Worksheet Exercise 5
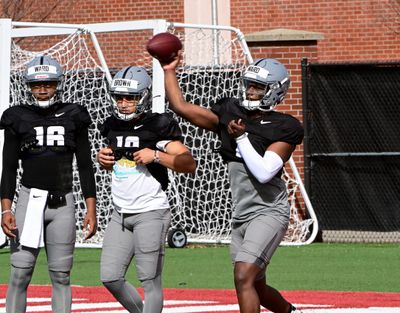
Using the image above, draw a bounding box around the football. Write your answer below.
[146,32,182,63]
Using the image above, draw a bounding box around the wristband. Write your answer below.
[1,209,12,215]
[153,150,160,163]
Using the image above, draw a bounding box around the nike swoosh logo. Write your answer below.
[55,112,65,117]
[260,120,272,124]
[33,195,42,198]
[134,125,143,130]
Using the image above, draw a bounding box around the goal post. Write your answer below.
[0,18,318,247]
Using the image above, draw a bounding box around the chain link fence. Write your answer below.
[302,59,400,243]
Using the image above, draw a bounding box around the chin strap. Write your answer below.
[241,99,275,112]
[116,111,138,121]
[34,95,57,108]
[36,100,52,108]
[241,99,261,111]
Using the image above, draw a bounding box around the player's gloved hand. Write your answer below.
[227,119,246,138]
[97,147,115,170]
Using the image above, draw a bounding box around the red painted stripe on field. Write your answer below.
[1,284,399,312]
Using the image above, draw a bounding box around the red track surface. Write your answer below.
[1,285,399,312]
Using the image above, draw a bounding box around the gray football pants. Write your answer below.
[6,186,76,313]
[101,208,171,313]
[230,214,287,281]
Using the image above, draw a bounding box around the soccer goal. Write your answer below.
[0,18,318,247]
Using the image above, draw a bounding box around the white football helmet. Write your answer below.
[110,66,152,121]
[24,55,64,108]
[240,58,290,111]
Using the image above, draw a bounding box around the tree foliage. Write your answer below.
[1,0,74,21]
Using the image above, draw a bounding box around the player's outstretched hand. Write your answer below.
[97,147,115,170]
[227,119,246,138]
[161,50,182,71]
[83,211,97,240]
[1,211,17,238]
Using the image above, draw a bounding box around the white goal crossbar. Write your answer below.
[0,18,318,247]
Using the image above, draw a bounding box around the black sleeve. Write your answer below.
[155,113,183,141]
[0,129,20,200]
[99,119,109,138]
[210,98,226,118]
[75,127,96,199]
[281,117,304,146]
[163,117,183,141]
[0,108,16,133]
[74,105,92,130]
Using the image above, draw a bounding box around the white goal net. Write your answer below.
[167,26,317,245]
[3,20,318,246]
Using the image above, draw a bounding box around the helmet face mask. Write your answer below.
[24,55,64,108]
[240,58,290,112]
[110,66,152,121]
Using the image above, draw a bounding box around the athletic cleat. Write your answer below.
[291,305,303,312]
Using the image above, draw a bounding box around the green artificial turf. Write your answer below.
[1,243,399,292]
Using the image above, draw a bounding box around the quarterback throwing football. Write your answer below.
[163,57,304,313]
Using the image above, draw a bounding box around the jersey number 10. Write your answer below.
[116,136,139,148]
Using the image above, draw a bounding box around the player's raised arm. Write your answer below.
[162,56,219,133]
[163,57,218,131]
[145,33,219,132]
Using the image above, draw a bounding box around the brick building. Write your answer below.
[3,0,399,63]
[2,0,399,171]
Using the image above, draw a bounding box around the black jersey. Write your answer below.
[211,98,304,163]
[100,111,183,190]
[0,102,96,199]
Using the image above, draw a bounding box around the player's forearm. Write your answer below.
[164,69,187,115]
[164,69,219,132]
[84,197,96,215]
[157,150,196,174]
[0,169,17,201]
[1,130,20,200]
[76,129,97,198]
[1,199,13,212]
[236,134,283,183]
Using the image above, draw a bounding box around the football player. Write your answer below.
[0,55,97,313]
[163,57,304,313]
[96,66,196,313]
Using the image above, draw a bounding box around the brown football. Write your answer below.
[146,32,182,63]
